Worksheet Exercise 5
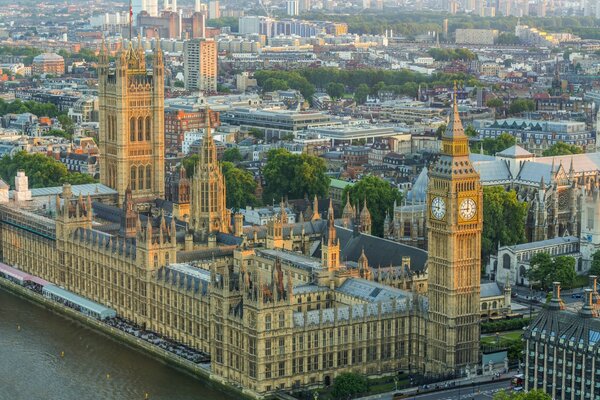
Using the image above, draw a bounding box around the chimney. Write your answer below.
[548,282,565,310]
[580,289,596,318]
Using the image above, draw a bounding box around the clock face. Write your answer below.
[431,197,446,220]
[460,198,477,220]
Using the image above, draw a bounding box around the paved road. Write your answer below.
[363,381,512,400]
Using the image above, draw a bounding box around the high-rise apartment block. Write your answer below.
[184,38,217,93]
[208,0,220,19]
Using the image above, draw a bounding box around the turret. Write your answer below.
[120,185,138,238]
[359,199,372,235]
[311,195,321,220]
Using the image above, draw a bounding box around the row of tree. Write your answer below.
[0,151,96,188]
[254,68,478,105]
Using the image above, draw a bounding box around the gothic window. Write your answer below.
[138,117,144,141]
[146,165,151,190]
[130,117,135,142]
[265,314,272,331]
[138,166,144,190]
[492,301,497,309]
[279,312,285,328]
[165,253,169,266]
[145,116,151,141]
[503,253,511,270]
[153,254,158,269]
[130,166,137,190]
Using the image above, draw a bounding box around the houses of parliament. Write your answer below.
[0,44,482,398]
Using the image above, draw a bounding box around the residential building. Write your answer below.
[32,53,65,76]
[184,39,218,93]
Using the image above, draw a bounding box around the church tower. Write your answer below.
[426,85,482,376]
[190,107,231,234]
[98,38,165,206]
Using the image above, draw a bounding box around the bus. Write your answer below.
[511,374,524,390]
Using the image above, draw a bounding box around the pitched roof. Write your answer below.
[496,145,533,158]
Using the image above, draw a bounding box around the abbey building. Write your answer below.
[0,50,483,399]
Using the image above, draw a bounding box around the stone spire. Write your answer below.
[311,195,321,220]
[441,82,469,157]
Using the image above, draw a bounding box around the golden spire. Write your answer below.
[441,81,469,157]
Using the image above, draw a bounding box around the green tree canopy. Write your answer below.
[247,128,265,140]
[354,83,370,105]
[494,389,551,400]
[482,187,527,262]
[435,123,447,139]
[342,175,403,237]
[331,372,369,400]
[527,253,577,290]
[43,128,72,140]
[542,142,583,157]
[262,149,329,203]
[223,147,243,163]
[326,82,345,99]
[475,133,516,155]
[0,151,96,188]
[508,98,535,115]
[590,250,600,276]
[183,154,198,178]
[486,98,504,108]
[221,161,257,210]
[465,126,478,137]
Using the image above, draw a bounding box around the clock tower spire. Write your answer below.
[426,83,482,376]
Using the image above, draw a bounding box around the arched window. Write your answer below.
[492,301,497,309]
[279,312,285,328]
[482,302,487,310]
[165,253,170,266]
[145,116,151,141]
[265,314,272,331]
[130,117,135,142]
[502,253,511,270]
[130,166,137,190]
[146,165,151,190]
[138,166,144,190]
[153,254,158,269]
[138,117,144,141]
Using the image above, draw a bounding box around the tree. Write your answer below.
[542,142,583,157]
[326,82,345,99]
[223,147,243,163]
[486,98,504,108]
[0,151,96,188]
[476,133,516,155]
[495,33,521,45]
[183,154,198,178]
[435,124,447,139]
[590,250,600,276]
[482,187,527,262]
[527,253,577,290]
[508,98,535,115]
[57,114,75,136]
[331,372,369,400]
[343,175,403,237]
[173,80,185,88]
[354,83,370,105]
[262,78,289,92]
[465,126,478,137]
[494,389,551,400]
[247,128,264,140]
[221,161,257,210]
[43,128,72,140]
[262,149,329,203]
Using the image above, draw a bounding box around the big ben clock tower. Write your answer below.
[426,85,482,376]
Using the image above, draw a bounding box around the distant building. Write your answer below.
[208,0,220,19]
[455,29,499,45]
[32,53,64,76]
[164,108,219,152]
[286,0,299,15]
[184,39,217,93]
[473,118,595,155]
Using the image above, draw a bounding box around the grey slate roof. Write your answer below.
[480,282,502,298]
[336,278,410,302]
[336,227,428,272]
[511,235,578,252]
[496,145,533,158]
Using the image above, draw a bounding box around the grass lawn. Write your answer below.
[481,330,523,346]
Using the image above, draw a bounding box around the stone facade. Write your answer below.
[98,39,165,205]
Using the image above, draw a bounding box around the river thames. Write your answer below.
[0,287,234,400]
